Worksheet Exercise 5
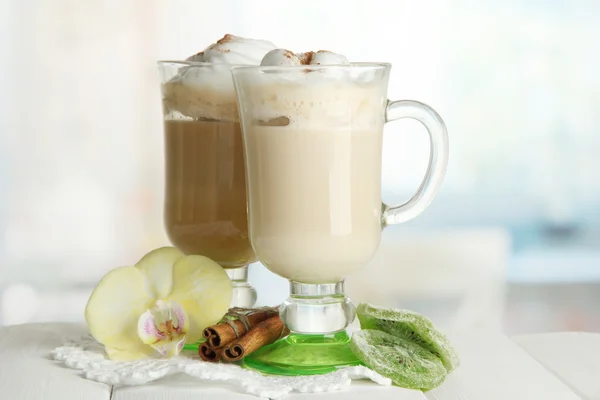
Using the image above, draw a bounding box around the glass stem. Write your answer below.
[226,265,257,308]
[280,281,356,334]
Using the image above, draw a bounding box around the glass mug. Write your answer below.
[157,61,258,309]
[232,63,449,375]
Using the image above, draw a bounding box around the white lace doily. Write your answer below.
[51,335,391,399]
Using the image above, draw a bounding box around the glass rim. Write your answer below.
[157,60,248,67]
[157,61,391,70]
[232,62,391,73]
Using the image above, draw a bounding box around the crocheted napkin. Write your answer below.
[50,335,391,399]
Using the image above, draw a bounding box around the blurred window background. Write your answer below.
[0,0,599,332]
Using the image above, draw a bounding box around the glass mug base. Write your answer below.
[244,281,360,375]
[243,331,362,376]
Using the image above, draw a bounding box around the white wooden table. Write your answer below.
[1,323,598,400]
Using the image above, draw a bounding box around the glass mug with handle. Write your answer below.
[231,63,448,375]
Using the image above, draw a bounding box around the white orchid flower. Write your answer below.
[85,247,232,360]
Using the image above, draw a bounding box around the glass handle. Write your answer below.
[383,100,449,225]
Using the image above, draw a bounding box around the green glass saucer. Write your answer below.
[242,331,362,376]
[183,337,205,351]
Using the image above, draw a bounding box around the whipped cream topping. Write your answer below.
[162,34,277,121]
[260,49,302,66]
[187,34,277,65]
[261,49,350,66]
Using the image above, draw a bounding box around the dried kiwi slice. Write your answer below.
[350,329,447,390]
[356,303,459,372]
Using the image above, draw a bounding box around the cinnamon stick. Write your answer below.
[199,342,224,362]
[222,315,289,362]
[202,308,278,348]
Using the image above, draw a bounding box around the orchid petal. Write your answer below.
[135,246,183,299]
[85,266,155,360]
[168,255,232,343]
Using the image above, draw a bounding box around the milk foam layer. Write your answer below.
[162,64,239,122]
[237,74,387,128]
[162,34,277,122]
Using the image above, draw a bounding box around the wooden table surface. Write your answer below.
[1,323,598,400]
